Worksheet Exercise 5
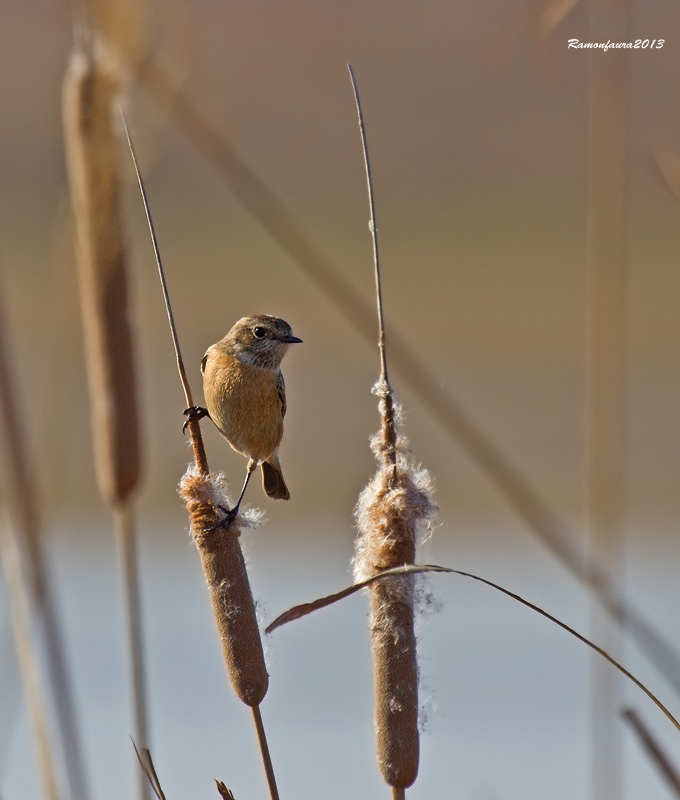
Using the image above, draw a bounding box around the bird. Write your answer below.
[184,315,302,524]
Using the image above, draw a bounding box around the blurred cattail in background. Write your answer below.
[62,1,148,796]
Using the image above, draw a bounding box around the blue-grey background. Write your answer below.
[1,1,680,798]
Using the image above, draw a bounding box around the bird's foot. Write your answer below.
[203,504,238,532]
[183,406,210,434]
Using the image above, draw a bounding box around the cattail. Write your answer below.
[63,49,140,505]
[354,382,437,790]
[63,19,148,798]
[179,465,268,706]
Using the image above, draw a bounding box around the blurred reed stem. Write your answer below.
[622,709,680,797]
[0,285,87,800]
[114,503,149,769]
[123,119,279,800]
[62,11,148,792]
[585,2,628,798]
[135,59,680,695]
[0,517,60,800]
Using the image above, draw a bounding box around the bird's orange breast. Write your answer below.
[203,348,284,462]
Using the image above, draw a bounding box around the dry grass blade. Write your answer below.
[132,740,167,800]
[265,563,680,734]
[123,118,279,800]
[622,708,680,796]
[136,60,680,695]
[216,780,237,800]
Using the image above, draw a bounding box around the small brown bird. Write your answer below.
[185,315,301,521]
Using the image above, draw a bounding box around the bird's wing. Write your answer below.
[277,371,287,420]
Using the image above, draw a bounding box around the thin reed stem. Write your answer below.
[622,709,680,796]
[251,706,280,800]
[121,113,209,475]
[114,503,150,800]
[347,64,388,387]
[0,515,60,800]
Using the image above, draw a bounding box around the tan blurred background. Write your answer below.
[2,1,680,799]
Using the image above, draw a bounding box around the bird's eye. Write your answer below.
[253,326,266,339]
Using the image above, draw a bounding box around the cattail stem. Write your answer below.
[347,64,389,388]
[393,788,406,800]
[114,503,150,800]
[120,114,210,478]
[252,705,280,800]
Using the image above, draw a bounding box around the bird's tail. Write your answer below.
[261,455,290,500]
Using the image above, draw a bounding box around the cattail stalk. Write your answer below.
[62,22,148,797]
[123,120,279,800]
[349,66,436,792]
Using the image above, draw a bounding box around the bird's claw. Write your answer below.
[203,504,238,532]
[183,406,210,434]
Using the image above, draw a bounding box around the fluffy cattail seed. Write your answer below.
[354,383,437,789]
[179,465,268,706]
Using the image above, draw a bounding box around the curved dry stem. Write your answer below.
[266,563,680,735]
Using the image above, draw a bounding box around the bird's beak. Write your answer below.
[280,334,303,344]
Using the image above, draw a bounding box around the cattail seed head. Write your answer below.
[63,50,141,506]
[354,382,437,788]
[179,465,268,706]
